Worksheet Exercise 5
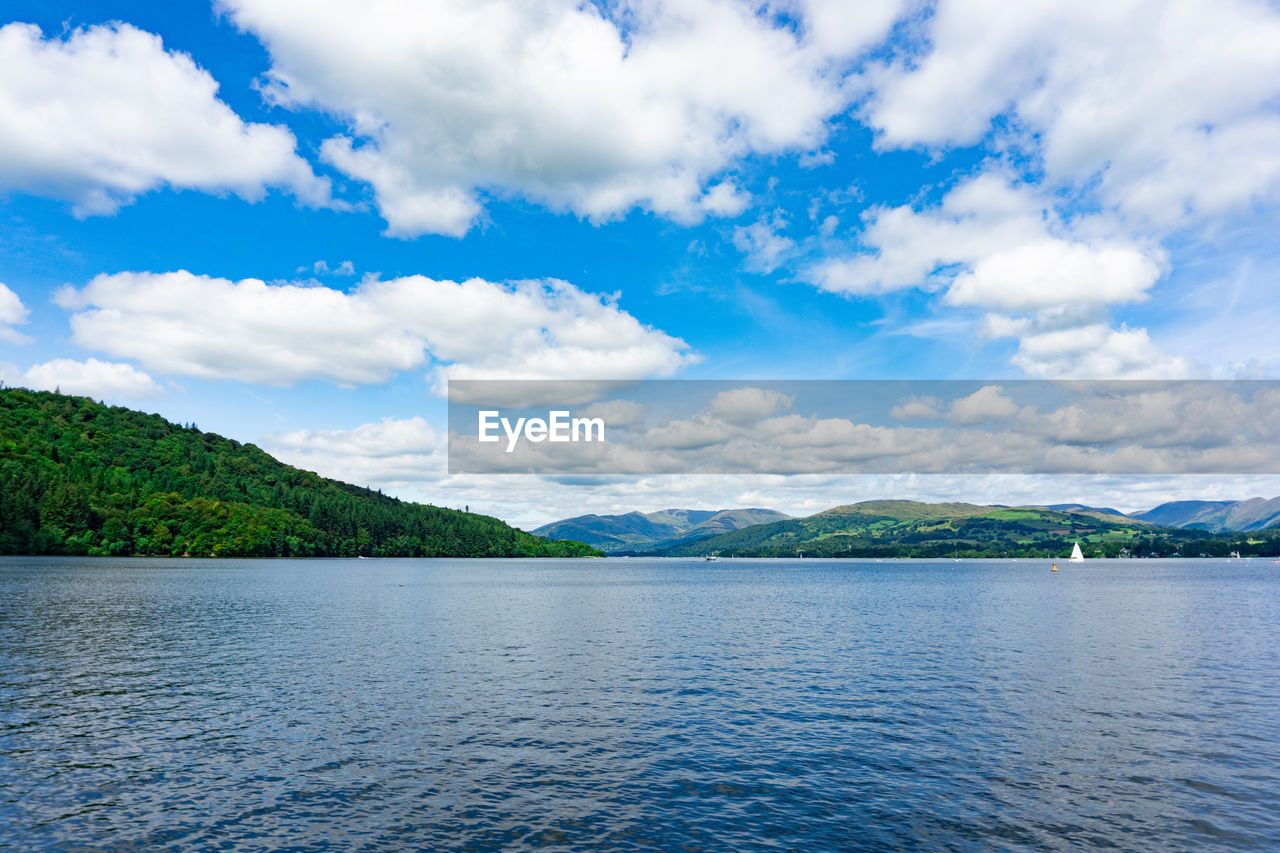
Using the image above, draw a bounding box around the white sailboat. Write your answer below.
[1069,541,1085,562]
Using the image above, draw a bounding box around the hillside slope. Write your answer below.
[0,388,598,558]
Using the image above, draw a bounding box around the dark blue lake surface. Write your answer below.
[2,557,1278,851]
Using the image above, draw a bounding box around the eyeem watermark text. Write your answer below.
[452,379,1280,475]
[478,410,605,453]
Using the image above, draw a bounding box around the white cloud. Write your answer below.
[219,0,906,236]
[0,283,30,344]
[1027,384,1278,447]
[56,270,696,388]
[790,0,908,59]
[300,260,357,277]
[805,174,1163,308]
[0,22,330,215]
[577,399,648,432]
[946,385,1019,424]
[945,240,1160,313]
[21,357,161,399]
[732,212,796,273]
[267,416,446,488]
[866,0,1280,224]
[1011,324,1192,379]
[802,173,1185,377]
[798,150,835,169]
[980,314,1032,340]
[889,396,942,420]
[708,387,793,424]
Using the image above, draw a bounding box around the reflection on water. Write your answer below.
[2,557,1278,850]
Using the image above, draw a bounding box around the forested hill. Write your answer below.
[0,388,599,558]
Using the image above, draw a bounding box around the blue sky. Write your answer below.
[3,0,1280,525]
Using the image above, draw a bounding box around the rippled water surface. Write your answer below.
[2,557,1278,851]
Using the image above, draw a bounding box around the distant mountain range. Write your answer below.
[536,497,1280,555]
[535,497,1280,559]
[531,507,790,553]
[1027,499,1280,532]
[1130,498,1280,532]
[1027,497,1280,533]
[649,500,1280,559]
[652,500,1157,558]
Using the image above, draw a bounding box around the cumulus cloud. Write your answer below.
[802,173,1185,377]
[1011,324,1193,379]
[0,22,330,215]
[0,283,30,344]
[889,396,943,420]
[577,399,648,432]
[218,0,906,236]
[732,212,797,273]
[266,416,446,488]
[1027,384,1279,447]
[805,174,1163,308]
[945,241,1161,313]
[304,260,356,277]
[865,0,1280,224]
[55,271,696,388]
[21,358,161,400]
[708,387,793,424]
[946,385,1020,425]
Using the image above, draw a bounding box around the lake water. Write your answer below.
[2,557,1278,851]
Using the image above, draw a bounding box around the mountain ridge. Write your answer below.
[1131,497,1280,532]
[532,507,790,553]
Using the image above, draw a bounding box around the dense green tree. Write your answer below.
[0,389,599,558]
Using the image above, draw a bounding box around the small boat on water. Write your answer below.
[1069,542,1085,562]
[704,555,719,562]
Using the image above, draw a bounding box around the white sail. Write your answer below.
[1070,542,1085,561]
